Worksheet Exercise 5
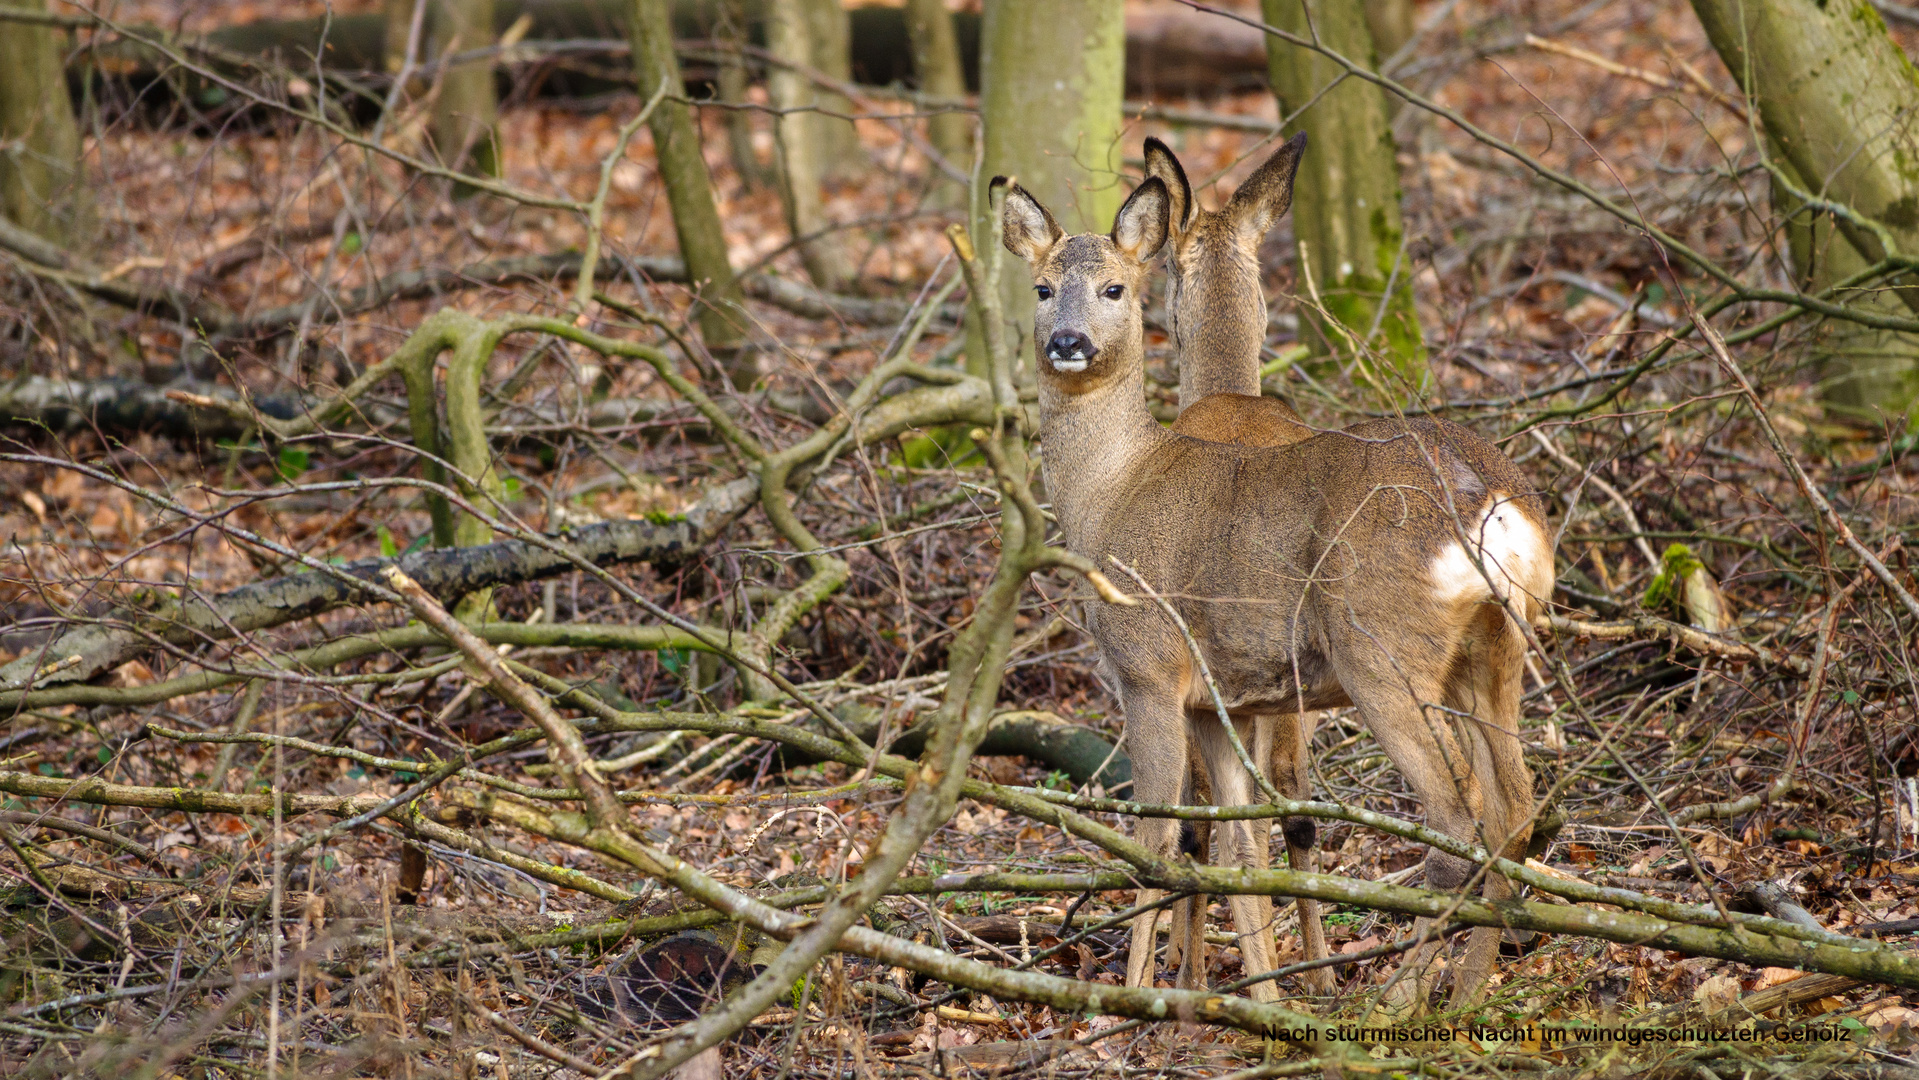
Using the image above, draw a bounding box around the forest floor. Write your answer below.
[2,1,1918,1077]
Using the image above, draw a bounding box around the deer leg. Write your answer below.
[1192,709,1278,1002]
[1444,612,1538,1009]
[1344,675,1485,1017]
[1121,684,1190,991]
[1273,711,1332,994]
[1171,818,1210,990]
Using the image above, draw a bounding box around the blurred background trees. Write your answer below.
[2,0,1917,425]
[0,0,85,243]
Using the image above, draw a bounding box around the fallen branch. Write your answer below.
[0,476,756,694]
[0,374,297,441]
[1542,612,1811,674]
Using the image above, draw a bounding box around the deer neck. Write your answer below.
[1037,352,1170,551]
[1172,245,1266,409]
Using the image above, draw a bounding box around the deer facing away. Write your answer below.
[1149,133,1316,449]
[1141,132,1331,993]
[998,171,1552,1007]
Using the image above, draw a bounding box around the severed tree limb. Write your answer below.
[12,702,1919,994]
[1541,612,1811,674]
[0,476,758,695]
[0,620,730,711]
[492,688,1868,952]
[0,374,320,441]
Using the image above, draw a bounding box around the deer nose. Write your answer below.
[1046,330,1097,371]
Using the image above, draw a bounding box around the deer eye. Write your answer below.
[1103,284,1125,300]
[1035,284,1053,301]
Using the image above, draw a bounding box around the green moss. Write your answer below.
[1641,543,1705,613]
[643,510,687,526]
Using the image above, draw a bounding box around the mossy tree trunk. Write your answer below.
[904,0,971,169]
[629,0,757,385]
[1692,0,1919,421]
[766,0,852,291]
[1260,0,1424,392]
[0,0,85,243]
[1775,155,1919,420]
[429,0,502,186]
[972,0,1124,380]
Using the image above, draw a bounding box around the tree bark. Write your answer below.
[801,0,860,180]
[766,0,852,291]
[429,0,503,185]
[713,0,767,188]
[903,0,971,171]
[1260,0,1425,388]
[1693,0,1919,420]
[383,0,423,73]
[0,0,85,242]
[1776,155,1919,420]
[973,0,1124,378]
[1362,0,1414,62]
[628,0,757,384]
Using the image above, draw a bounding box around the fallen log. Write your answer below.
[0,374,285,441]
[62,0,1267,99]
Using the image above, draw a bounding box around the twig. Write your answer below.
[1687,312,1919,623]
[1525,34,1749,121]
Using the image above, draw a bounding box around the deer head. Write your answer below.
[997,175,1170,391]
[1145,133,1307,406]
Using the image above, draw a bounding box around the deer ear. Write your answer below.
[1226,132,1307,244]
[1143,137,1193,233]
[997,179,1063,267]
[1112,176,1171,263]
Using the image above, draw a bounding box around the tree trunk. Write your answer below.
[429,0,502,185]
[801,0,860,181]
[384,0,422,73]
[1260,0,1424,390]
[973,0,1124,379]
[1692,0,1919,420]
[629,0,757,384]
[0,0,85,242]
[1362,0,1415,62]
[714,0,767,188]
[1775,156,1919,421]
[766,0,852,291]
[903,0,971,171]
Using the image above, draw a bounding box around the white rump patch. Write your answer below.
[1428,494,1553,612]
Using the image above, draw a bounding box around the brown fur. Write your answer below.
[999,172,1552,1011]
[1146,135,1329,994]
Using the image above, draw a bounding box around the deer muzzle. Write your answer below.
[1046,330,1098,372]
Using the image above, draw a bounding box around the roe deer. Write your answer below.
[1140,133,1331,994]
[1146,133,1314,449]
[998,173,1552,1009]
